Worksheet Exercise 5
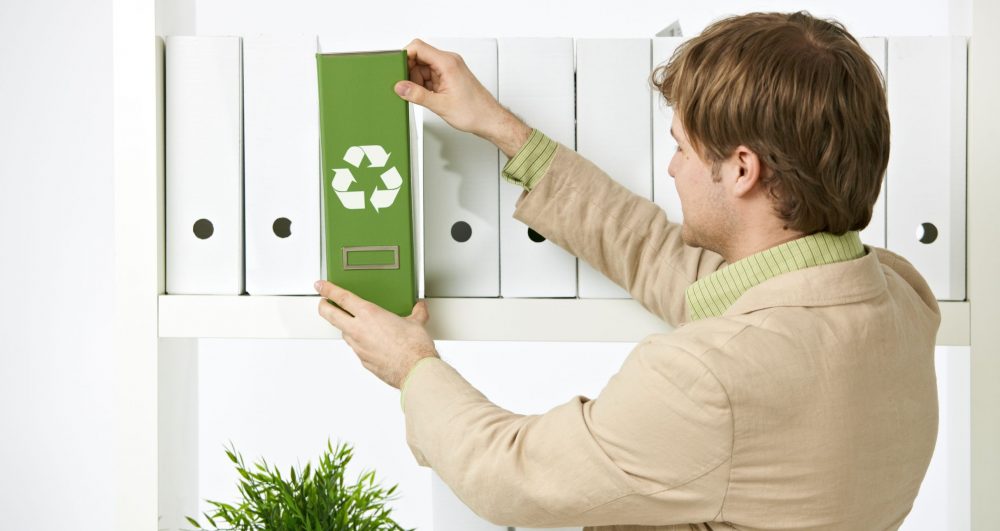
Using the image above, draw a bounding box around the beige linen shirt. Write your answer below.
[401,139,940,530]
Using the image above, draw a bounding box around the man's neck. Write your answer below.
[721,226,807,263]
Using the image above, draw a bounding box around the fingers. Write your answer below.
[400,37,498,138]
[409,62,426,86]
[314,280,368,319]
[404,38,452,68]
[394,80,439,109]
[317,297,353,332]
[409,63,433,91]
[402,38,459,96]
[407,300,430,326]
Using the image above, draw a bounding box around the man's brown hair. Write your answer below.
[651,11,889,234]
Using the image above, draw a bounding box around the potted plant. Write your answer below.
[187,439,410,531]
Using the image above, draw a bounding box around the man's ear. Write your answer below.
[730,145,763,199]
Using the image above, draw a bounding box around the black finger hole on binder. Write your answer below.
[273,217,292,239]
[193,218,214,240]
[527,228,546,243]
[451,221,472,243]
[918,222,938,244]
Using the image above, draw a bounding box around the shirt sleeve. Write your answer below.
[511,141,726,326]
[401,343,733,528]
[501,128,559,191]
[399,356,440,410]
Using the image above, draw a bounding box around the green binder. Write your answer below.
[316,50,416,316]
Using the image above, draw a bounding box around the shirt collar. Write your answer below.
[685,231,866,321]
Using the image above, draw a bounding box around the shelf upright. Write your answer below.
[113,1,200,530]
[968,0,1000,527]
[112,0,158,529]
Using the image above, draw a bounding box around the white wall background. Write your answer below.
[0,0,972,530]
[0,1,114,530]
[190,0,970,41]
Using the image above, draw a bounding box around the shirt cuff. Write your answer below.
[399,356,441,410]
[501,128,558,192]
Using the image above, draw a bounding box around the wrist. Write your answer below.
[482,108,532,158]
[398,353,439,393]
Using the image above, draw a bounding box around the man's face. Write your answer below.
[667,114,734,252]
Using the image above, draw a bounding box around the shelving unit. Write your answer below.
[157,295,973,345]
[112,0,1000,529]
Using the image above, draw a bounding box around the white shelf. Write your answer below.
[158,295,970,345]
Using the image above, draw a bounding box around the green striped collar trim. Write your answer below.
[685,231,865,321]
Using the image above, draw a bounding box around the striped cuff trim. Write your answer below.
[501,129,558,191]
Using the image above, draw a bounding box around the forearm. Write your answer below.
[512,143,725,325]
[401,347,733,527]
[480,107,533,158]
[401,358,634,527]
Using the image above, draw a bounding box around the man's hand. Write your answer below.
[394,38,532,158]
[314,280,438,389]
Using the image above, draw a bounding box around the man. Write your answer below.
[314,11,939,530]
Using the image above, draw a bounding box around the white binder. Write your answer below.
[575,38,652,299]
[497,37,577,298]
[165,36,244,295]
[859,37,888,249]
[422,38,500,297]
[651,37,685,225]
[243,35,320,295]
[886,37,967,300]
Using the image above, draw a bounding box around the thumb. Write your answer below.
[407,300,430,325]
[394,81,438,110]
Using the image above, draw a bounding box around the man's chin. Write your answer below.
[681,224,725,256]
[681,226,721,254]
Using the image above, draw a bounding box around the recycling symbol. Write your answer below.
[331,145,402,213]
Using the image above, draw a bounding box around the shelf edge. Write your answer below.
[158,295,969,346]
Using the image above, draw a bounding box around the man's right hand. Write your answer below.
[394,38,532,158]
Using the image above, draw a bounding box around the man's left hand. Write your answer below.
[314,280,438,389]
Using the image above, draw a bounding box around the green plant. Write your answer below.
[187,440,410,531]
